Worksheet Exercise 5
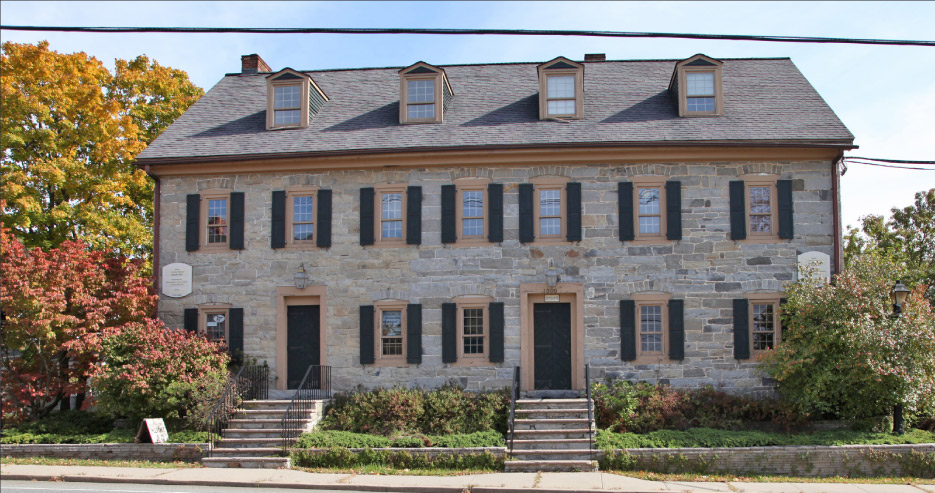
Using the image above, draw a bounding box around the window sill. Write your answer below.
[447,358,492,368]
[284,243,322,251]
[739,236,784,244]
[197,244,233,253]
[528,237,573,246]
[627,237,675,245]
[452,237,494,247]
[369,359,411,368]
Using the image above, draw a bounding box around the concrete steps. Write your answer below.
[202,398,326,469]
[506,397,596,473]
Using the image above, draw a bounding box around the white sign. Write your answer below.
[162,263,193,298]
[138,418,169,443]
[797,251,831,283]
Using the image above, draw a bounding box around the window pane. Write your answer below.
[463,191,483,217]
[275,109,301,125]
[381,311,402,337]
[293,196,314,222]
[641,334,662,352]
[750,215,771,233]
[382,193,402,219]
[686,97,715,112]
[639,216,660,234]
[463,218,483,237]
[382,338,403,355]
[408,103,435,119]
[540,218,561,236]
[207,199,227,244]
[639,188,660,215]
[749,187,771,213]
[540,190,561,216]
[293,223,314,241]
[408,79,434,103]
[753,332,774,351]
[753,304,774,331]
[640,305,663,353]
[547,100,576,115]
[686,73,715,96]
[274,85,301,109]
[547,75,575,98]
[463,308,484,355]
[382,220,402,238]
[206,313,226,342]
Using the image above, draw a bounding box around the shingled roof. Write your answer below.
[136,57,854,164]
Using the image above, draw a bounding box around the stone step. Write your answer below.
[235,409,293,419]
[511,428,591,439]
[223,428,290,439]
[240,400,296,410]
[218,437,288,448]
[227,418,313,430]
[510,449,594,461]
[515,398,590,410]
[210,447,282,457]
[513,418,591,431]
[514,408,589,419]
[202,456,290,469]
[504,459,598,472]
[521,390,585,399]
[511,438,592,450]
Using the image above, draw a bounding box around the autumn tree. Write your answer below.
[0,41,203,262]
[0,229,156,422]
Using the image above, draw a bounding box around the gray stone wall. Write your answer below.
[0,443,206,463]
[157,160,835,394]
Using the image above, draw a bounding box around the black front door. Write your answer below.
[287,305,320,389]
[533,302,572,390]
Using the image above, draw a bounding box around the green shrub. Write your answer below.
[291,447,503,471]
[594,427,935,449]
[293,430,504,449]
[0,410,213,445]
[319,385,509,436]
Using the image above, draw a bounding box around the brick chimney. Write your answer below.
[241,54,271,74]
[584,53,606,62]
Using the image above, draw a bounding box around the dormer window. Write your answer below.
[266,68,329,130]
[399,62,452,124]
[669,54,723,117]
[538,57,584,120]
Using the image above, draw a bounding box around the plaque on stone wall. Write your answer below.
[797,251,831,283]
[162,262,193,298]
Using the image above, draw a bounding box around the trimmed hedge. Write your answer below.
[291,447,503,471]
[294,430,504,449]
[595,427,935,449]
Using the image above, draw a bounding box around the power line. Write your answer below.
[844,156,935,165]
[1,25,934,47]
[843,157,935,171]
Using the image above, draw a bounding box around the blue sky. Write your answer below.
[2,1,933,229]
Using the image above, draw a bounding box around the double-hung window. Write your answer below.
[380,190,404,242]
[398,62,451,124]
[273,85,302,126]
[685,72,716,113]
[670,54,723,117]
[537,57,584,120]
[200,190,232,250]
[406,79,435,120]
[537,187,564,239]
[546,75,576,116]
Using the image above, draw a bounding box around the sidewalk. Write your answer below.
[2,464,934,493]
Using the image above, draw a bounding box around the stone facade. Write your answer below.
[157,159,835,395]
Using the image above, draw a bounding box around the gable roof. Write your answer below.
[136,57,854,165]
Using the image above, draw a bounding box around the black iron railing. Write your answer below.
[585,363,594,461]
[204,364,269,456]
[508,365,520,452]
[280,365,332,455]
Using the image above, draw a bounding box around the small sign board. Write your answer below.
[136,418,169,444]
[162,262,193,298]
[544,295,561,302]
[797,251,831,283]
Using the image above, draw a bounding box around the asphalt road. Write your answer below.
[0,480,368,493]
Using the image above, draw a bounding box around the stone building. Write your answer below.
[136,53,854,395]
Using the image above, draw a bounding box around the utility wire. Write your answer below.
[843,157,935,171]
[1,25,934,47]
[844,156,935,165]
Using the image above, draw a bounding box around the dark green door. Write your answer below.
[533,303,572,390]
[287,305,320,389]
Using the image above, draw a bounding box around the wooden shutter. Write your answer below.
[780,297,788,342]
[441,303,457,363]
[729,181,747,240]
[186,194,200,252]
[620,300,636,361]
[229,192,245,250]
[359,305,374,364]
[668,300,684,360]
[271,191,286,249]
[566,182,582,242]
[777,180,794,239]
[489,302,505,363]
[518,183,534,243]
[733,298,750,360]
[618,182,634,241]
[406,186,422,245]
[183,308,198,333]
[665,180,682,241]
[441,185,457,244]
[359,188,374,246]
[406,304,422,364]
[228,307,244,365]
[488,183,503,243]
[317,189,332,248]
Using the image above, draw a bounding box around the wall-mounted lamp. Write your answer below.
[545,266,562,288]
[890,279,910,316]
[294,263,308,290]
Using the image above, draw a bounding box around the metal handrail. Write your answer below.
[280,365,331,455]
[204,364,269,457]
[585,363,594,461]
[508,365,520,452]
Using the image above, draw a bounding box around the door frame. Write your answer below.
[520,282,584,391]
[276,286,327,390]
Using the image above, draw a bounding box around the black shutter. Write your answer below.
[666,180,682,241]
[489,302,505,363]
[518,183,534,243]
[618,182,634,241]
[780,297,788,342]
[488,183,503,243]
[406,186,422,245]
[186,194,200,252]
[566,182,582,242]
[184,308,198,333]
[317,189,332,248]
[228,307,244,365]
[441,303,457,363]
[229,192,245,250]
[620,300,636,361]
[441,185,457,244]
[777,180,794,240]
[668,300,684,360]
[406,304,422,364]
[359,305,374,364]
[271,191,286,249]
[729,181,747,240]
[733,298,750,360]
[360,187,374,246]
